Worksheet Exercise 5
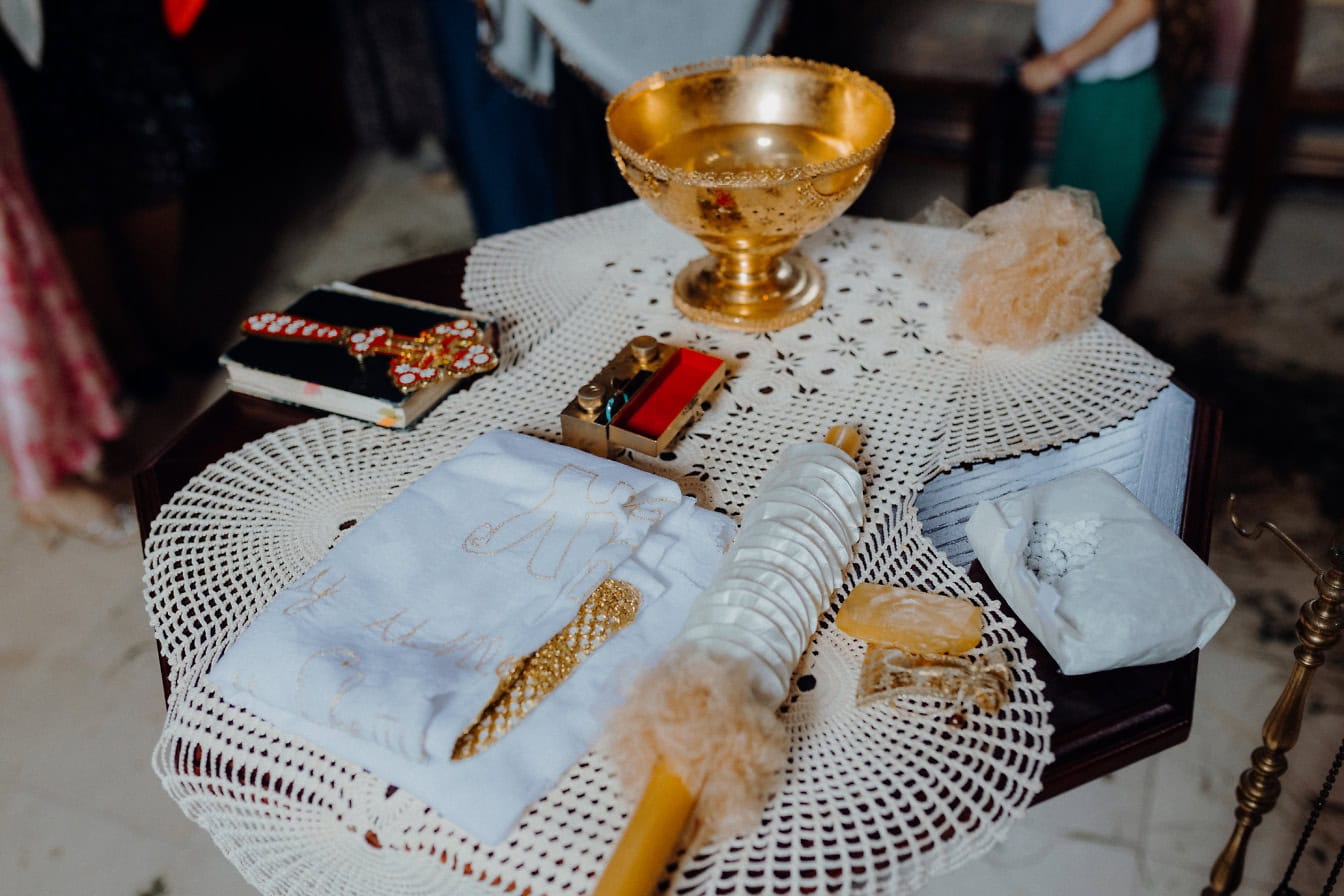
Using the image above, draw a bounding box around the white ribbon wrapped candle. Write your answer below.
[596,426,865,896]
[680,440,865,705]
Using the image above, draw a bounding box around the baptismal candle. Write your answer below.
[591,760,695,896]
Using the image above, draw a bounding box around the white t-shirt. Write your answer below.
[1036,0,1159,83]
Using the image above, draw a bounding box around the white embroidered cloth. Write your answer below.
[207,430,734,844]
[144,201,1173,895]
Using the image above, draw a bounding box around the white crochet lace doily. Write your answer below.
[144,202,1172,895]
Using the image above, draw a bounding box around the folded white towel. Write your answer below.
[210,430,735,843]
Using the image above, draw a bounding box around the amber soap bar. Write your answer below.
[836,583,982,655]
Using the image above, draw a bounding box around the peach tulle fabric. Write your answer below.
[952,188,1120,349]
[603,646,788,848]
[0,82,123,500]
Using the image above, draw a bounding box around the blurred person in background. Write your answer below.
[424,0,789,233]
[1018,0,1163,257]
[0,0,214,399]
[0,74,132,545]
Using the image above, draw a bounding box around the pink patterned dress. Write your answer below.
[0,80,122,502]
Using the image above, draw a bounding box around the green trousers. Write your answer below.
[1049,66,1165,255]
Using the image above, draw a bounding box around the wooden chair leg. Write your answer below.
[1217,0,1307,292]
[964,74,1034,213]
[1215,0,1274,215]
[1217,120,1286,292]
[967,89,995,214]
[1215,79,1261,216]
[997,80,1036,203]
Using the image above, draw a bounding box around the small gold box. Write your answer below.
[561,335,726,458]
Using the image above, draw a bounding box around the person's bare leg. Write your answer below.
[58,224,158,376]
[118,199,182,324]
[119,198,214,372]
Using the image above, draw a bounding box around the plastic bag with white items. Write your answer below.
[965,468,1234,675]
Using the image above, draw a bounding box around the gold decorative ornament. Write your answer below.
[453,579,643,759]
[559,335,727,458]
[856,647,1011,715]
[606,56,894,332]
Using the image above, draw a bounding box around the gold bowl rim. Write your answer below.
[605,55,895,190]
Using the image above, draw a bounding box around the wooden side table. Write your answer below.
[134,248,1220,803]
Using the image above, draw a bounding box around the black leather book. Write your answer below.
[220,282,497,428]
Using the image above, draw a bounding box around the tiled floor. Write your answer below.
[2,146,1340,895]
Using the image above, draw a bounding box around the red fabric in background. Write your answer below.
[163,0,208,37]
[0,82,123,499]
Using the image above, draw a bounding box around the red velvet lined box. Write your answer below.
[609,347,725,454]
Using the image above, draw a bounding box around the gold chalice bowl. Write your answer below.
[606,56,894,332]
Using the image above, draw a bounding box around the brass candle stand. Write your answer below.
[1203,497,1344,896]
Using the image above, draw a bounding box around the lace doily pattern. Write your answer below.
[145,202,1169,895]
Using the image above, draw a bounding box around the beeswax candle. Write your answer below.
[591,760,695,896]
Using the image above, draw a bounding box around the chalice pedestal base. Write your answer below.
[673,252,824,333]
